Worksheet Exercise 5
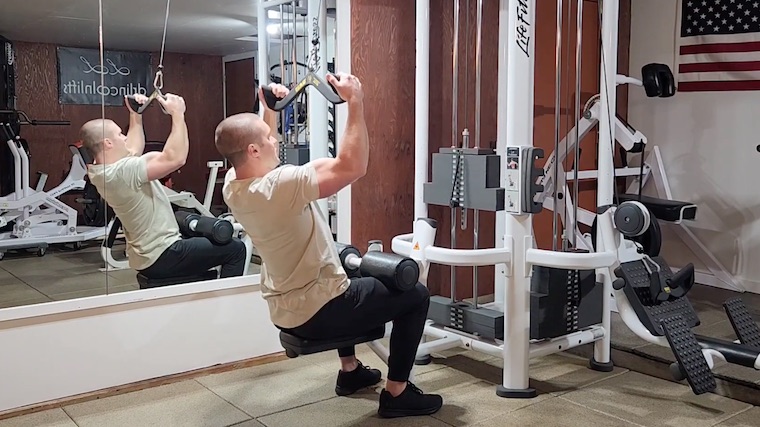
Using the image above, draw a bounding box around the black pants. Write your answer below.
[283,277,430,382]
[139,237,248,279]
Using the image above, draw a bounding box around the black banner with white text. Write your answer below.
[57,47,152,106]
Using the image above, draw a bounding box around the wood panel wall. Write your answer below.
[349,1,417,254]
[349,0,631,300]
[12,41,224,206]
[225,58,257,117]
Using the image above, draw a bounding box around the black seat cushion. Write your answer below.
[617,193,697,222]
[137,269,219,289]
[279,326,386,357]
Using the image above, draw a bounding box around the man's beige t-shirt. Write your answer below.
[223,164,349,329]
[88,155,181,271]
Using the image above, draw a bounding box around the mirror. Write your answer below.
[97,0,265,296]
[0,1,109,309]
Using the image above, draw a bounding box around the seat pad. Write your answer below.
[617,193,697,222]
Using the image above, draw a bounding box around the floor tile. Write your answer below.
[609,311,652,350]
[561,371,752,427]
[256,395,451,427]
[0,408,77,427]
[463,352,628,396]
[229,420,266,427]
[195,356,337,418]
[473,396,640,426]
[0,282,50,306]
[63,380,250,427]
[715,407,760,426]
[27,272,109,296]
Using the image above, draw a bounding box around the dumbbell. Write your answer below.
[175,211,234,245]
[335,243,419,292]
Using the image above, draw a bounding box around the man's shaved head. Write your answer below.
[79,119,117,160]
[214,113,269,168]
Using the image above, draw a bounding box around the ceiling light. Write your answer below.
[266,24,280,35]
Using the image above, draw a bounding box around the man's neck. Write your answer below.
[234,162,276,181]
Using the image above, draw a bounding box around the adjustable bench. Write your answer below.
[279,326,386,358]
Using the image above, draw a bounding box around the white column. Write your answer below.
[500,0,536,397]
[414,0,430,221]
[308,0,330,217]
[335,0,352,243]
[493,0,511,312]
[593,0,620,367]
[256,1,269,118]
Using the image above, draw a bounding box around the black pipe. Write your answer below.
[695,334,759,369]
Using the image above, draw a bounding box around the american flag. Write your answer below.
[677,0,760,91]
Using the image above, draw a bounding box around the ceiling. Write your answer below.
[0,0,330,57]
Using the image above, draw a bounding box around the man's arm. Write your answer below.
[308,99,368,199]
[144,94,189,181]
[263,100,280,141]
[125,111,146,156]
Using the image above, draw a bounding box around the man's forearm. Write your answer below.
[126,113,146,155]
[264,108,279,140]
[162,114,189,164]
[337,100,369,174]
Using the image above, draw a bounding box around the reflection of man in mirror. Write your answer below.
[213,74,443,419]
[78,94,248,282]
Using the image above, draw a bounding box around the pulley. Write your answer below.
[614,200,650,237]
[590,202,662,257]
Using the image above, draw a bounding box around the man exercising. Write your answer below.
[79,94,247,281]
[214,74,443,419]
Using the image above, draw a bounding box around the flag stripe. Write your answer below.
[678,80,760,92]
[680,41,760,55]
[680,51,760,64]
[679,60,760,73]
[677,70,760,82]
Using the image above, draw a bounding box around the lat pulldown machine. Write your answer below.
[279,0,760,398]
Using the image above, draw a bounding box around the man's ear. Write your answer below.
[248,143,260,158]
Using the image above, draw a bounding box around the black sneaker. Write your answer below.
[377,382,443,418]
[335,361,382,396]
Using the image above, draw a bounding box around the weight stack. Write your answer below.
[530,260,603,340]
[279,144,310,166]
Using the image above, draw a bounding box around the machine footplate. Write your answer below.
[723,297,760,351]
[616,257,700,336]
[660,315,716,395]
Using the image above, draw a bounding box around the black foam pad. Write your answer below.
[642,63,676,98]
[359,251,419,292]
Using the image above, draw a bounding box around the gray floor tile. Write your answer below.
[0,282,50,306]
[27,272,109,296]
[63,380,251,427]
[228,420,266,427]
[463,352,628,396]
[473,396,640,426]
[715,407,760,426]
[409,365,550,426]
[609,311,652,350]
[256,395,451,427]
[195,356,337,418]
[561,371,752,427]
[0,408,77,427]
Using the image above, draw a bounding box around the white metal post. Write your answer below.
[499,0,536,398]
[257,2,269,118]
[493,0,510,313]
[335,0,352,243]
[415,0,430,221]
[592,0,620,369]
[308,0,330,217]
